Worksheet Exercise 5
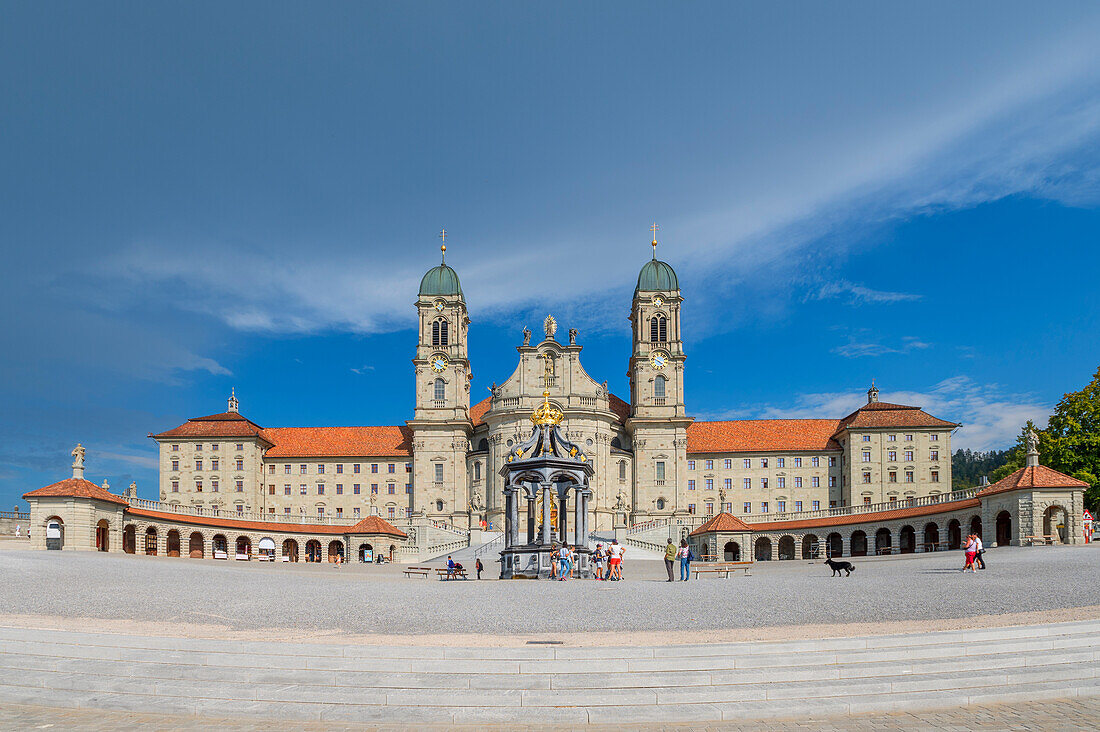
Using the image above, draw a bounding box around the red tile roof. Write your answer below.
[608,393,631,423]
[749,498,982,532]
[151,412,271,443]
[471,396,491,427]
[126,507,407,538]
[23,478,130,506]
[977,465,1089,498]
[834,401,958,434]
[687,419,842,454]
[263,426,412,459]
[690,512,753,536]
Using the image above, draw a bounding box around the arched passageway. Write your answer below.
[899,526,916,554]
[327,541,344,563]
[723,541,740,561]
[235,536,251,557]
[359,543,374,562]
[948,520,962,550]
[305,540,322,563]
[122,524,136,554]
[282,539,299,562]
[1043,505,1068,543]
[258,537,276,560]
[388,544,397,561]
[144,527,158,555]
[212,534,228,558]
[970,515,982,540]
[996,511,1012,546]
[777,536,796,560]
[923,523,939,550]
[188,532,204,558]
[45,518,64,550]
[95,520,110,552]
[754,537,772,561]
[850,530,868,557]
[874,528,892,555]
[801,534,818,559]
[166,530,181,557]
[827,532,843,558]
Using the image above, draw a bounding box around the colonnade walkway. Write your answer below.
[0,619,1097,725]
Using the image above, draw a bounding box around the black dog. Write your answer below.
[825,558,855,577]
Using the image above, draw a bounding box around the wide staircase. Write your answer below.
[0,619,1096,725]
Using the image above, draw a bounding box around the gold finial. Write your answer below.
[439,229,447,263]
[650,222,659,259]
[531,389,564,426]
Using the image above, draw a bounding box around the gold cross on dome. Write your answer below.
[438,229,447,262]
[650,222,659,240]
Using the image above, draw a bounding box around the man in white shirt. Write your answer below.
[974,534,986,570]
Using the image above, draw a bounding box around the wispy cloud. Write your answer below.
[350,365,375,375]
[831,334,931,359]
[809,280,922,305]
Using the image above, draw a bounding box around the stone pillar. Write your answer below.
[503,488,514,548]
[540,483,552,546]
[526,492,536,544]
[559,491,568,545]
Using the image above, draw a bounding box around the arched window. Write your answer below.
[431,319,449,346]
[618,460,627,480]
[654,375,666,399]
[474,462,482,481]
[656,498,666,510]
[433,378,445,401]
[649,315,667,342]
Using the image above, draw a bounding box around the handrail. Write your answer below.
[741,489,978,524]
[0,511,29,520]
[127,497,353,526]
[474,532,505,558]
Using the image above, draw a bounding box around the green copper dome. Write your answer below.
[635,258,679,294]
[419,264,463,297]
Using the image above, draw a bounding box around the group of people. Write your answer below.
[963,532,987,572]
[664,539,694,581]
[552,539,626,580]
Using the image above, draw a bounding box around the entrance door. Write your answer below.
[46,520,63,550]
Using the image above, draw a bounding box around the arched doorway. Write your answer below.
[850,530,867,557]
[123,524,136,554]
[258,537,276,560]
[212,534,228,558]
[388,544,397,561]
[923,523,939,551]
[801,534,819,559]
[188,532,204,558]
[327,541,344,563]
[359,543,374,563]
[1043,505,1067,543]
[899,526,915,554]
[144,527,158,555]
[282,538,299,562]
[827,532,843,558]
[970,515,982,540]
[874,528,891,555]
[305,539,322,563]
[166,530,181,557]
[948,519,961,550]
[45,518,64,550]
[235,536,251,558]
[777,536,795,560]
[754,537,772,561]
[723,541,740,561]
[95,519,110,552]
[996,511,1012,546]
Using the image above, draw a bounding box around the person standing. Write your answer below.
[608,540,624,581]
[974,534,986,570]
[963,534,977,573]
[593,543,605,580]
[678,539,693,581]
[664,539,677,582]
[557,543,571,581]
[475,557,484,579]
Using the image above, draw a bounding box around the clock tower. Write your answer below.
[625,227,693,520]
[408,236,472,527]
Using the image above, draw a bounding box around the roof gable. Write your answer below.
[24,478,129,506]
[978,464,1089,497]
[687,419,841,453]
[690,512,752,536]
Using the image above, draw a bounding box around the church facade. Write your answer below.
[150,239,961,532]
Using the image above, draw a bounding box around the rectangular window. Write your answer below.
[388,463,395,473]
[434,464,444,483]
[318,464,325,474]
[829,457,836,467]
[794,476,803,488]
[761,458,769,468]
[724,478,732,491]
[811,457,820,467]
[388,484,395,494]
[406,484,412,494]
[195,443,203,452]
[406,464,412,472]
[388,506,395,519]
[300,484,307,495]
[889,496,898,503]
[687,503,695,515]
[931,470,940,482]
[776,457,785,468]
[862,434,871,442]
[904,450,914,462]
[317,484,325,495]
[212,459,219,471]
[212,443,218,451]
[777,500,786,512]
[829,476,836,487]
[284,465,291,474]
[353,484,360,494]
[298,464,306,474]
[211,480,218,492]
[336,464,343,474]
[236,505,243,514]
[864,497,872,505]
[235,443,243,451]
[777,477,785,489]
[687,460,695,470]
[743,502,751,513]
[812,476,820,488]
[195,460,203,470]
[811,500,820,510]
[688,479,695,490]
[762,502,769,513]
[794,457,802,468]
[905,434,913,441]
[318,507,325,517]
[371,484,378,494]
[285,507,291,514]
[905,471,914,483]
[336,484,343,495]
[353,507,361,517]
[656,462,666,481]
[705,502,713,514]
[335,507,343,517]
[862,472,872,484]
[172,460,179,471]
[705,459,713,470]
[171,480,179,491]
[371,464,378,473]
[888,450,896,461]
[761,477,768,489]
[930,434,938,441]
[172,444,179,452]
[861,451,871,463]
[232,480,241,492]
[724,459,732,469]
[743,459,751,469]
[267,464,274,474]
[354,464,361,474]
[705,478,713,490]
[268,485,274,495]
[930,450,939,461]
[235,459,244,470]
[889,471,897,483]
[888,434,896,441]
[743,478,751,490]
[284,485,291,495]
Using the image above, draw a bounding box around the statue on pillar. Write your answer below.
[71,443,86,479]
[522,327,531,346]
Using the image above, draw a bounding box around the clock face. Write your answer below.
[650,351,668,370]
[430,355,448,372]
[433,300,445,312]
[653,295,664,307]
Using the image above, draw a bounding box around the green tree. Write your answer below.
[1042,366,1100,511]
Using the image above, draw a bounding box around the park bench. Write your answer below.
[436,567,469,580]
[692,561,752,578]
[1024,535,1060,546]
[403,566,432,578]
[213,550,228,560]
[235,552,250,561]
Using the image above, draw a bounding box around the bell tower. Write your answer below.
[407,232,472,527]
[625,225,692,520]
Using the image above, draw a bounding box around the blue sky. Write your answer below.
[2,2,1100,508]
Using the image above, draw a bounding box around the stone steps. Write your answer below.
[0,620,1097,724]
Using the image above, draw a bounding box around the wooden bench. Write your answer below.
[692,561,752,578]
[1024,535,1060,546]
[403,566,432,578]
[436,567,469,580]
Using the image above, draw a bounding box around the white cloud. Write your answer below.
[97,451,160,470]
[831,335,931,359]
[809,280,922,305]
